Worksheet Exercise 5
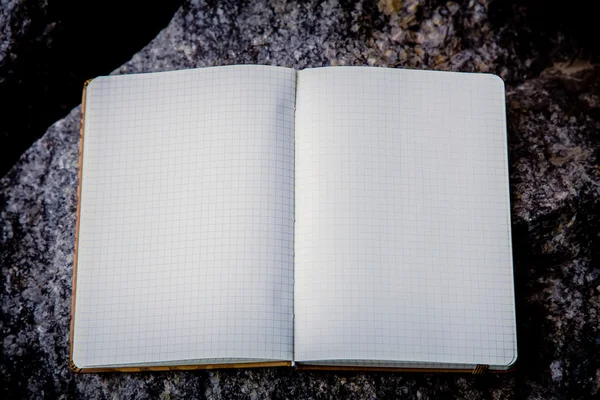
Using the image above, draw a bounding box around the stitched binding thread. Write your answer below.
[69,359,82,373]
[472,364,489,374]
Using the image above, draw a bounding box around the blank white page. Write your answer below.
[73,66,296,368]
[294,67,516,368]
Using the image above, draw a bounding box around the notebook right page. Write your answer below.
[294,67,516,368]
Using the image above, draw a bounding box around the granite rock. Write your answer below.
[2,0,600,398]
[0,0,48,71]
[0,0,181,176]
[1,0,60,176]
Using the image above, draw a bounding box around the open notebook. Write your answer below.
[70,65,517,373]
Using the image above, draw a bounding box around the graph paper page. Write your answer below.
[73,66,296,368]
[294,67,516,367]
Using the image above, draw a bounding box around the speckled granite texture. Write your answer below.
[2,0,600,398]
[0,0,181,176]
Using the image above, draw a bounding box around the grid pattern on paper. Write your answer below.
[73,66,296,368]
[301,360,481,370]
[294,67,516,367]
[100,358,275,368]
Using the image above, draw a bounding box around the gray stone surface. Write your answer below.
[0,0,180,177]
[2,0,600,398]
[0,0,43,70]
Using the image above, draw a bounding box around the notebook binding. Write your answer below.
[472,364,489,374]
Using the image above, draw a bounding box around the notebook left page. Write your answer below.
[72,66,296,370]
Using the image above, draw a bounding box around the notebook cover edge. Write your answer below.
[295,363,516,374]
[74,361,292,374]
[69,78,94,374]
